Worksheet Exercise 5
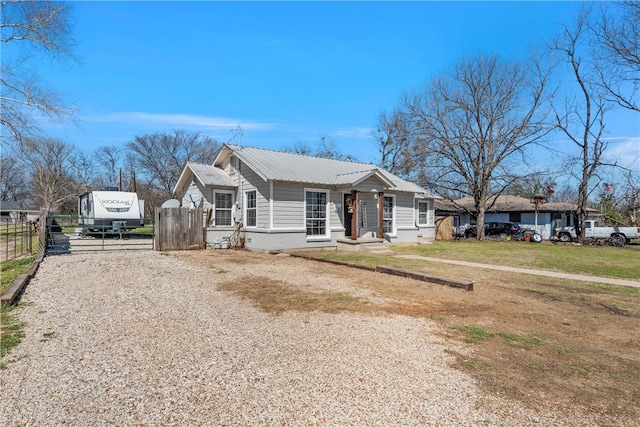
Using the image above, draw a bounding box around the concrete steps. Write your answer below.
[336,238,394,256]
[361,242,394,256]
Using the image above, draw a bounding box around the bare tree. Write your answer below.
[127,130,219,200]
[400,54,551,238]
[594,1,640,112]
[284,141,313,156]
[94,145,123,187]
[0,156,29,201]
[374,109,414,179]
[315,137,357,162]
[619,170,640,226]
[551,183,579,205]
[0,0,75,145]
[14,136,76,211]
[283,137,357,161]
[68,150,94,194]
[504,172,557,199]
[551,10,613,242]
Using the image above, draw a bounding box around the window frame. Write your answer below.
[214,190,234,227]
[417,200,434,226]
[244,190,257,228]
[509,212,522,223]
[304,188,330,239]
[382,194,396,235]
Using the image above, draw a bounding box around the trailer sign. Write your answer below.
[78,191,144,233]
[102,200,131,205]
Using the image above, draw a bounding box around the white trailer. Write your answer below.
[78,191,144,233]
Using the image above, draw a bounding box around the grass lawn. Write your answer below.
[1,256,33,367]
[1,256,34,293]
[390,240,640,280]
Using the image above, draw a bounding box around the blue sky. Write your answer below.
[36,1,639,173]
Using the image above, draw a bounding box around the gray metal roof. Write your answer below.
[173,162,237,193]
[189,162,237,187]
[0,201,23,211]
[217,144,432,195]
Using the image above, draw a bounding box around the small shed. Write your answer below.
[0,201,24,223]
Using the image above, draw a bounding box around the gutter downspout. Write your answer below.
[378,191,384,239]
[351,190,357,241]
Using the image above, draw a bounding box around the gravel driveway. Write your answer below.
[1,250,567,426]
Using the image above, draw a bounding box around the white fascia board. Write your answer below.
[173,163,194,194]
[365,170,396,189]
[212,144,231,167]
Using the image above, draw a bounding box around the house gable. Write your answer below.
[174,162,237,194]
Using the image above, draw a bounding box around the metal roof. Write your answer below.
[0,200,23,211]
[173,162,237,193]
[216,144,433,195]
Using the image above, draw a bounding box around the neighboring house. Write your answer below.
[173,144,437,251]
[0,200,24,223]
[436,195,593,240]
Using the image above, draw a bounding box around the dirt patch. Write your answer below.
[179,249,640,424]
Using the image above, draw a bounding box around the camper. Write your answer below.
[78,191,144,233]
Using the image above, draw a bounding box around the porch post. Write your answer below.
[351,190,358,240]
[378,191,384,239]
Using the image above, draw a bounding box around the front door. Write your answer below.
[344,193,353,237]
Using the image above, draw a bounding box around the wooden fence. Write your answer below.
[435,216,455,240]
[154,208,204,251]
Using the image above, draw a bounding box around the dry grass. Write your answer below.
[219,277,374,315]
[181,249,640,423]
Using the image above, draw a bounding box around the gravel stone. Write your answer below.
[1,250,582,425]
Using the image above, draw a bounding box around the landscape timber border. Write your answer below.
[287,253,474,291]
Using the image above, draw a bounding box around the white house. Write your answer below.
[173,144,437,251]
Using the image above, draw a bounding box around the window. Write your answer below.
[215,192,233,226]
[245,191,257,227]
[305,190,328,236]
[418,201,434,226]
[383,195,394,234]
[509,212,521,223]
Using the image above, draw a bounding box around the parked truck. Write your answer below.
[555,220,640,245]
[78,191,144,233]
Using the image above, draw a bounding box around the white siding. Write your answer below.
[358,191,379,235]
[329,191,343,231]
[182,181,213,210]
[395,193,416,228]
[236,162,270,228]
[352,176,385,193]
[273,183,305,229]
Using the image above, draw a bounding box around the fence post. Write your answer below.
[38,209,47,256]
[3,221,7,262]
[12,221,16,259]
[28,222,33,254]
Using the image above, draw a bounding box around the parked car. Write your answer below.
[555,220,640,245]
[465,222,522,239]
